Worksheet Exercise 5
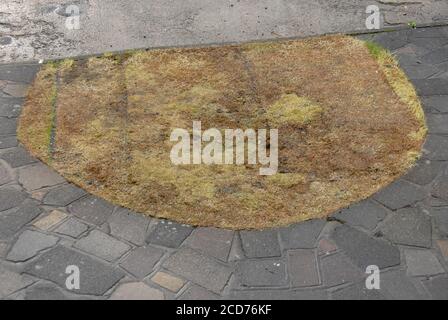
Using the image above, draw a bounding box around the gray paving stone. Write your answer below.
[0,135,17,149]
[147,220,193,248]
[321,253,364,288]
[186,227,234,261]
[278,219,326,249]
[0,265,34,299]
[429,207,448,238]
[426,114,448,134]
[236,259,287,288]
[108,208,150,245]
[42,184,86,206]
[422,95,448,113]
[0,187,26,212]
[333,200,389,231]
[179,285,220,300]
[3,83,28,98]
[332,225,401,270]
[0,117,16,135]
[25,283,69,300]
[401,64,439,80]
[18,164,65,191]
[405,249,445,276]
[287,249,320,288]
[380,208,432,248]
[381,270,427,300]
[422,276,448,300]
[0,64,40,83]
[6,230,58,262]
[68,195,114,226]
[110,282,164,300]
[0,147,37,168]
[412,38,448,53]
[332,282,385,300]
[229,288,328,300]
[54,218,89,238]
[373,179,425,210]
[414,79,448,96]
[372,31,409,51]
[0,200,41,240]
[240,229,281,258]
[0,163,12,185]
[431,169,448,201]
[422,135,448,160]
[163,247,232,293]
[404,160,445,185]
[421,45,448,65]
[25,245,125,295]
[120,246,165,279]
[74,230,131,262]
[0,99,21,117]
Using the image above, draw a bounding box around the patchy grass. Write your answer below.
[18,35,426,229]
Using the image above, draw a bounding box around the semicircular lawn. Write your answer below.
[18,35,426,230]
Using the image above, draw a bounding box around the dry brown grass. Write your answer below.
[18,35,426,229]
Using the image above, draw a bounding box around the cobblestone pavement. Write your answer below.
[1,26,448,300]
[1,0,448,63]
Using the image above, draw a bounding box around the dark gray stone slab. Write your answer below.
[422,95,448,113]
[401,64,438,80]
[0,64,40,83]
[186,227,234,262]
[0,200,41,240]
[332,282,385,300]
[431,169,448,201]
[381,270,427,300]
[0,163,12,186]
[54,218,88,238]
[0,136,17,149]
[412,38,448,52]
[108,208,150,246]
[278,219,326,249]
[320,253,364,288]
[421,45,448,65]
[0,147,37,168]
[333,200,389,231]
[240,229,281,258]
[26,245,125,295]
[120,246,165,279]
[25,284,69,300]
[68,195,114,226]
[372,31,409,51]
[0,265,34,299]
[405,249,445,276]
[0,118,17,135]
[422,135,448,160]
[404,160,445,186]
[422,276,448,300]
[43,184,86,206]
[429,207,448,238]
[332,225,401,270]
[6,230,58,262]
[414,79,448,96]
[380,208,432,248]
[236,259,287,288]
[373,179,425,210]
[0,188,26,212]
[74,230,131,262]
[229,288,328,300]
[287,249,320,288]
[0,98,22,118]
[426,114,448,134]
[18,164,65,191]
[179,285,220,300]
[147,220,193,248]
[163,247,232,293]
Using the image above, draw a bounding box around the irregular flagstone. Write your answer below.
[147,220,193,248]
[0,200,41,240]
[426,114,448,134]
[431,169,448,201]
[421,95,448,113]
[54,218,89,238]
[0,136,18,149]
[151,271,185,292]
[18,164,65,191]
[0,187,26,212]
[414,79,448,96]
[68,195,114,226]
[332,282,385,300]
[6,230,58,262]
[120,246,165,279]
[320,252,364,288]
[0,117,17,135]
[287,249,320,288]
[178,285,220,300]
[0,147,36,168]
[373,179,426,210]
[333,200,389,231]
[380,208,432,248]
[42,184,86,206]
[33,210,67,231]
[422,276,448,299]
[240,229,281,258]
[108,208,150,246]
[236,259,287,288]
[0,265,34,299]
[0,100,21,118]
[185,227,234,262]
[437,240,448,260]
[110,282,164,300]
[404,160,445,186]
[318,238,338,256]
[381,270,428,300]
[429,207,448,238]
[332,225,401,270]
[0,64,40,83]
[0,163,12,186]
[229,288,328,300]
[422,135,448,160]
[405,249,445,276]
[401,64,439,80]
[25,245,125,295]
[25,283,69,300]
[421,45,448,65]
[163,247,232,293]
[278,219,326,249]
[2,83,28,98]
[74,230,131,262]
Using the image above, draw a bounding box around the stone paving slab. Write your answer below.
[42,184,87,207]
[120,246,165,279]
[0,265,34,299]
[6,230,58,262]
[108,209,150,246]
[74,230,131,262]
[68,196,114,226]
[185,227,234,262]
[0,200,41,240]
